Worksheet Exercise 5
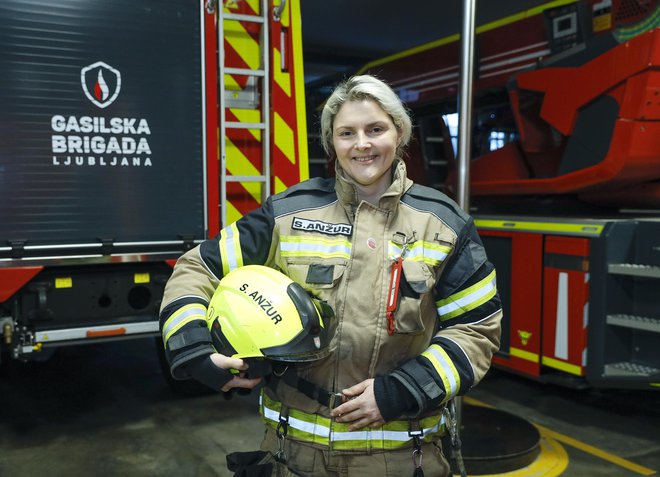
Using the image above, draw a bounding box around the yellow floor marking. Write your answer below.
[462,396,657,476]
[535,424,657,476]
[468,435,568,477]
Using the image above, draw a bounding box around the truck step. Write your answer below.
[604,362,660,377]
[607,314,660,333]
[608,263,660,278]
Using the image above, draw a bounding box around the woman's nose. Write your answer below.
[355,132,370,149]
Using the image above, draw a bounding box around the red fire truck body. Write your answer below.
[0,0,308,375]
[360,0,660,389]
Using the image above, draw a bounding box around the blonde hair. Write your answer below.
[320,75,412,159]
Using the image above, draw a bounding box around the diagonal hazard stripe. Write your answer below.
[226,136,261,203]
[230,108,262,141]
[274,112,295,165]
[274,176,288,194]
[273,48,291,97]
[245,0,260,15]
[224,20,260,70]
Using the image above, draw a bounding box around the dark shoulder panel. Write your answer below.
[271,177,337,218]
[401,184,470,233]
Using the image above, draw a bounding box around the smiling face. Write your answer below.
[332,99,401,200]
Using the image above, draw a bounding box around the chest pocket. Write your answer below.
[284,259,347,299]
[393,259,436,334]
[279,233,350,297]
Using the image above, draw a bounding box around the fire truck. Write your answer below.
[354,0,660,390]
[0,0,308,384]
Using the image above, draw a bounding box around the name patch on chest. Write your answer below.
[292,217,353,236]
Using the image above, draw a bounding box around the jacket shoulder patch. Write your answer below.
[272,178,337,218]
[402,185,469,233]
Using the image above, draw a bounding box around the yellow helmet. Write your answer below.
[206,265,333,362]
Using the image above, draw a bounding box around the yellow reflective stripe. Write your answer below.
[475,218,604,236]
[510,346,540,363]
[421,344,460,400]
[219,223,243,275]
[436,270,497,321]
[289,0,309,182]
[542,356,583,376]
[260,393,445,450]
[162,304,207,343]
[281,235,351,259]
[388,241,452,266]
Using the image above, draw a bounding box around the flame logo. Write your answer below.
[81,61,121,109]
[94,70,110,102]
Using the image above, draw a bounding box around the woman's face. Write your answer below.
[332,99,400,194]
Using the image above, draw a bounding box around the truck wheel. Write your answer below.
[153,337,213,397]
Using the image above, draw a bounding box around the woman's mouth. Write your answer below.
[353,155,376,162]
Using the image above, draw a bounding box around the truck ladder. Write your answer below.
[217,0,271,227]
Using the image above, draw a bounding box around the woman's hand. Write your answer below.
[209,353,262,392]
[330,378,385,431]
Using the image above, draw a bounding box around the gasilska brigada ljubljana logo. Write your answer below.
[50,60,153,168]
[80,61,121,108]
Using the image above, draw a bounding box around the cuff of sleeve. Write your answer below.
[184,355,233,392]
[374,375,418,422]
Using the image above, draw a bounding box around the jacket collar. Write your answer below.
[334,159,413,212]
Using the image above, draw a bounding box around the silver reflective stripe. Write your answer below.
[437,275,496,317]
[262,400,445,443]
[409,246,448,262]
[281,241,351,257]
[424,345,459,397]
[388,243,448,263]
[162,305,207,340]
[221,225,239,272]
[263,405,331,438]
[330,423,444,442]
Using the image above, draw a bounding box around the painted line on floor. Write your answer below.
[472,434,569,477]
[462,396,567,477]
[464,396,657,476]
[535,424,657,476]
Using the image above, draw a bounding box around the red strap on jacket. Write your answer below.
[386,257,403,335]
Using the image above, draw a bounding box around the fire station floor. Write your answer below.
[1,338,659,477]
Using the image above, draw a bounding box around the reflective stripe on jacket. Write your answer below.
[260,392,445,451]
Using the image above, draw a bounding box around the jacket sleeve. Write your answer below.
[379,217,502,418]
[159,198,277,380]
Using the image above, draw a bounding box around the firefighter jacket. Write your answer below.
[160,159,502,450]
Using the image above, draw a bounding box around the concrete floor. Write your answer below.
[1,338,659,477]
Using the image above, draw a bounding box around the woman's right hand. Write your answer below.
[209,353,263,392]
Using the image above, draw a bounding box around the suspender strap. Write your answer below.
[269,365,344,409]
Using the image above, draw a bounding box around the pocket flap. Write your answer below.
[401,260,434,294]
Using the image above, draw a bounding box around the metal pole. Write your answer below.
[454,3,477,471]
[457,0,477,212]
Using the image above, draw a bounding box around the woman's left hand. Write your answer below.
[330,378,385,431]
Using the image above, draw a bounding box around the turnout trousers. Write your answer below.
[260,426,451,477]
